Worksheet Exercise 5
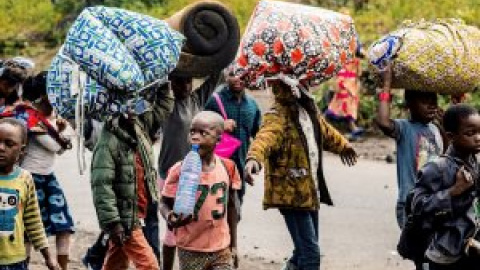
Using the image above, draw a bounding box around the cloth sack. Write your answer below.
[230,0,357,88]
[63,7,145,92]
[48,6,184,120]
[47,51,158,121]
[212,93,241,158]
[166,1,240,77]
[368,19,480,94]
[90,6,184,83]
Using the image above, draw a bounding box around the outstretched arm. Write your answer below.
[247,108,284,164]
[319,116,348,154]
[319,116,357,166]
[245,109,285,185]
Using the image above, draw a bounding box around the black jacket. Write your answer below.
[411,146,478,264]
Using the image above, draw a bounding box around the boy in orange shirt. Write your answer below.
[160,111,240,270]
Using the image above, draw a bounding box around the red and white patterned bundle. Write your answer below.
[230,0,357,88]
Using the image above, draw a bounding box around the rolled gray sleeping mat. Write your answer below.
[166,1,240,78]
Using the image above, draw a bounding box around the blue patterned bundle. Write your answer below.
[63,9,145,92]
[47,52,108,120]
[48,51,160,121]
[48,6,184,120]
[90,6,184,83]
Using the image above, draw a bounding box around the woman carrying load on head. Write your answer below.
[325,33,366,141]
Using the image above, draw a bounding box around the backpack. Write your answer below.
[397,156,449,262]
[219,157,236,183]
[219,157,241,220]
[397,190,433,262]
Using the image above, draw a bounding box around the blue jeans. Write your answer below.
[0,260,27,270]
[280,209,320,270]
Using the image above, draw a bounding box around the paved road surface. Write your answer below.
[50,141,413,270]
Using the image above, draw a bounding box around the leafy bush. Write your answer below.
[2,0,480,124]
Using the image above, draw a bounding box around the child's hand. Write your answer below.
[449,166,474,197]
[110,223,126,246]
[224,119,236,133]
[231,247,239,268]
[40,248,60,270]
[45,257,60,270]
[167,211,193,228]
[56,119,68,133]
[340,145,358,166]
[245,159,261,186]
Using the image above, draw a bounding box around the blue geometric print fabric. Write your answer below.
[63,8,144,92]
[90,6,184,84]
[47,6,184,119]
[47,52,107,120]
[47,51,157,121]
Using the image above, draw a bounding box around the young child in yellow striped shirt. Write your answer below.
[0,118,59,270]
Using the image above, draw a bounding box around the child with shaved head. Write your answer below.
[160,111,241,270]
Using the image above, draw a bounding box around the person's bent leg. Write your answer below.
[43,173,75,270]
[122,228,159,270]
[56,232,72,270]
[162,244,176,270]
[162,225,177,270]
[290,210,321,270]
[280,209,302,269]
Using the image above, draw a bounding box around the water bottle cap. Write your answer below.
[192,144,200,151]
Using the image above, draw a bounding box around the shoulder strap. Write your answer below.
[213,93,228,120]
[219,158,235,188]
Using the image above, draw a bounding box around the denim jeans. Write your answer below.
[0,260,27,270]
[280,209,320,270]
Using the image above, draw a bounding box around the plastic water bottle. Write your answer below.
[173,144,202,216]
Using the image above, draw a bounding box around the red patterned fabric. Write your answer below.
[230,0,357,88]
[0,104,70,149]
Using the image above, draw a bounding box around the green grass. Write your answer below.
[2,0,480,54]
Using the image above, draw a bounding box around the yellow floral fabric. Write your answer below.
[374,19,480,94]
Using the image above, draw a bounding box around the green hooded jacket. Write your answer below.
[248,86,349,210]
[91,87,174,232]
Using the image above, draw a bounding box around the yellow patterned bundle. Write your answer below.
[368,19,480,94]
